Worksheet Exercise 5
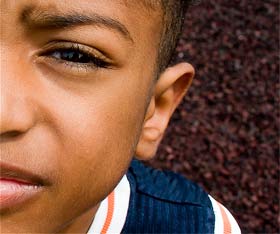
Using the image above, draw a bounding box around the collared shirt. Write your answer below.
[87,164,241,234]
[87,176,130,234]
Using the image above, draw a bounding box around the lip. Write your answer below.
[0,162,47,210]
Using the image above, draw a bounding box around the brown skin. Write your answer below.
[0,0,194,233]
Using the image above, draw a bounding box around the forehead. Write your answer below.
[2,0,163,36]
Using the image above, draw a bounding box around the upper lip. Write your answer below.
[0,162,47,186]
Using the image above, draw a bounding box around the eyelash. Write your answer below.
[41,43,111,70]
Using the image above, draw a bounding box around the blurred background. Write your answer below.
[146,1,279,233]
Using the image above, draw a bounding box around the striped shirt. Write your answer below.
[88,161,241,234]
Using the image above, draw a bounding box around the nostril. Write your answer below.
[0,130,23,142]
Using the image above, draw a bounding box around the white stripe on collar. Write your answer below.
[209,195,241,234]
[87,175,131,234]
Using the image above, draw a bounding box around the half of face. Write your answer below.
[0,0,162,232]
[0,0,194,233]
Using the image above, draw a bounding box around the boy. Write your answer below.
[0,0,241,233]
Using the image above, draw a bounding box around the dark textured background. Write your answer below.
[146,1,279,233]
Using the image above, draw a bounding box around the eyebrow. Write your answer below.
[20,6,134,43]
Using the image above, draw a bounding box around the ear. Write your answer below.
[135,62,195,160]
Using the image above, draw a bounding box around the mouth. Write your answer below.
[0,162,47,211]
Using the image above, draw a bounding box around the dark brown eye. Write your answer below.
[45,48,110,68]
[51,49,92,63]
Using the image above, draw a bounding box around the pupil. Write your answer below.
[60,50,91,63]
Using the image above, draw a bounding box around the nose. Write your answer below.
[0,90,35,138]
[0,53,36,140]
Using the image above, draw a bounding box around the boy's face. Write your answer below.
[1,0,163,232]
[1,0,194,233]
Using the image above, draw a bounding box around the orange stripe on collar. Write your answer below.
[218,202,232,234]
[101,191,115,234]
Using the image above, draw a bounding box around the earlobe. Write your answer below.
[135,62,195,161]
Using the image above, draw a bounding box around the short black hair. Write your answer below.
[157,0,190,74]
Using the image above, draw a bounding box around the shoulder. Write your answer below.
[125,160,241,234]
[127,159,211,206]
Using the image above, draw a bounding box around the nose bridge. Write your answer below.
[0,47,36,135]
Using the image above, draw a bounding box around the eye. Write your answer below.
[41,43,111,69]
[47,48,109,68]
[52,50,92,63]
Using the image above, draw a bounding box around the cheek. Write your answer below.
[59,91,143,163]
[41,78,148,206]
